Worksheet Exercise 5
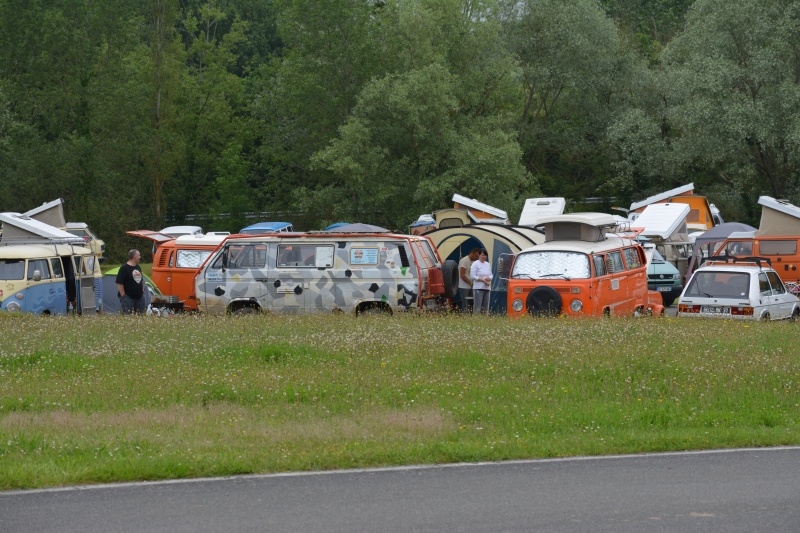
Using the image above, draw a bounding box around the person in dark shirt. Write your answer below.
[115,249,145,314]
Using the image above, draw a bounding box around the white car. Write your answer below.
[678,259,800,321]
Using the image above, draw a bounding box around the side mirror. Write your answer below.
[33,270,42,282]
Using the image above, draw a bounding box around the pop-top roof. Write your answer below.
[22,198,67,228]
[174,233,229,246]
[630,203,690,240]
[451,194,508,220]
[240,221,293,233]
[630,183,695,211]
[0,212,84,245]
[757,196,800,236]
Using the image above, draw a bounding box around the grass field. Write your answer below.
[1,312,799,490]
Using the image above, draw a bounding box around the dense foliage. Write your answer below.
[0,0,796,260]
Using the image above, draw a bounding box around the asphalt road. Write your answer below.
[3,447,800,533]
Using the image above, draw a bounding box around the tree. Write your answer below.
[500,0,638,200]
[660,0,800,206]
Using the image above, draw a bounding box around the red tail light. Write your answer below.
[678,304,700,313]
[731,307,754,316]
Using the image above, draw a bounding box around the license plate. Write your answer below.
[701,306,731,314]
[657,287,671,292]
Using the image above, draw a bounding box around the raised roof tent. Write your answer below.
[629,183,695,211]
[451,194,508,224]
[0,212,84,245]
[22,198,67,228]
[518,197,566,226]
[757,196,800,236]
[536,213,618,243]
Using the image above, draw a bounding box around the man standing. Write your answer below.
[457,248,480,312]
[116,249,146,314]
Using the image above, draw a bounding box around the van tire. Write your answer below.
[232,305,258,316]
[442,260,459,299]
[357,302,392,316]
[526,286,562,317]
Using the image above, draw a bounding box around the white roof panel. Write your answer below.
[451,194,507,219]
[758,196,800,218]
[630,203,690,239]
[630,183,694,211]
[518,197,566,226]
[536,213,618,227]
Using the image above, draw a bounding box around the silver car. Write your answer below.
[678,259,800,321]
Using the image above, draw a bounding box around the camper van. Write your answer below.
[194,232,457,315]
[505,213,664,318]
[712,197,800,286]
[0,244,100,315]
[128,231,228,311]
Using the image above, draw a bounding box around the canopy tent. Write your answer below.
[100,267,161,314]
[693,222,757,249]
[425,224,544,313]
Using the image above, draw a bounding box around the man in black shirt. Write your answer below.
[115,249,146,314]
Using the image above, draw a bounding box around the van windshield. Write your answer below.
[511,251,591,280]
[0,260,25,280]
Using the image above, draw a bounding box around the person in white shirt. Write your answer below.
[457,248,480,312]
[470,249,493,315]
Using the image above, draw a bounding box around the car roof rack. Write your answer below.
[701,255,772,269]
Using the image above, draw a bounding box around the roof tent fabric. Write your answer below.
[757,196,800,236]
[23,198,67,228]
[425,224,544,313]
[100,267,161,314]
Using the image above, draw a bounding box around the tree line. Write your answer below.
[0,0,797,260]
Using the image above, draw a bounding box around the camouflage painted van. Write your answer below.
[194,232,458,315]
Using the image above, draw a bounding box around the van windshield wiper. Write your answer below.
[538,272,572,281]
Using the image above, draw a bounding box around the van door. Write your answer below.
[74,255,97,314]
[25,257,60,315]
[765,270,792,319]
[201,242,270,313]
[273,242,335,312]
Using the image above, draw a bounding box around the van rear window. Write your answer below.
[0,260,24,280]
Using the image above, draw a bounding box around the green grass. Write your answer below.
[1,313,799,490]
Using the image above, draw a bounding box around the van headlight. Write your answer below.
[512,299,524,312]
[5,301,20,312]
[569,299,583,313]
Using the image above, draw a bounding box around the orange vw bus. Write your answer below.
[127,231,228,310]
[505,213,664,317]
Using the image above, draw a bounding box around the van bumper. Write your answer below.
[648,284,683,303]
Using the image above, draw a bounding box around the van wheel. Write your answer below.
[232,305,258,316]
[602,307,611,318]
[662,297,675,307]
[441,260,459,299]
[760,312,770,322]
[357,303,392,316]
[792,308,800,322]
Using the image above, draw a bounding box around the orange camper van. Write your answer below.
[505,213,664,318]
[712,196,800,286]
[127,231,228,310]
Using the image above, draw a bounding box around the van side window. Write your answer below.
[27,259,51,280]
[592,255,607,277]
[760,240,796,255]
[766,271,786,295]
[623,247,641,270]
[278,244,333,268]
[607,251,624,273]
[50,258,64,278]
[177,249,213,269]
[231,244,267,269]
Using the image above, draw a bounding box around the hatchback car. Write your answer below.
[677,258,800,321]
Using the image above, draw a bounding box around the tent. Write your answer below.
[425,224,544,313]
[693,222,757,249]
[101,267,162,314]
